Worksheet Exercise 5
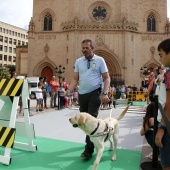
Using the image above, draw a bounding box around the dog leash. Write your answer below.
[98,106,113,119]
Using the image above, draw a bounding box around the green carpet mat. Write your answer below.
[0,136,141,170]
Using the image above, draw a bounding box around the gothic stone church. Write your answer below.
[16,0,170,87]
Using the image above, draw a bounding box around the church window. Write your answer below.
[89,2,111,22]
[44,13,52,31]
[92,6,107,22]
[147,14,156,32]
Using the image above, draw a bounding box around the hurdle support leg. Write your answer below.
[15,80,37,151]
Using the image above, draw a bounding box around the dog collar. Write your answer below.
[90,122,100,135]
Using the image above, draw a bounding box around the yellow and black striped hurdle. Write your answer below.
[0,78,37,165]
[0,126,16,148]
[0,79,23,96]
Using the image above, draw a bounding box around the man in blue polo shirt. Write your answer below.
[67,39,110,159]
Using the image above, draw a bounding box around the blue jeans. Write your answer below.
[60,96,65,108]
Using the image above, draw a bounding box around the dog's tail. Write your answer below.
[115,105,130,120]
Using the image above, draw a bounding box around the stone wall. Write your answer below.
[16,0,169,88]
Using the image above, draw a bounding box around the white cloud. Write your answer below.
[0,0,33,30]
[0,0,170,29]
[168,0,170,19]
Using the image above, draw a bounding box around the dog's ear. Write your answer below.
[78,114,86,126]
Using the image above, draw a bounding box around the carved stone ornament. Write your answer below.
[61,19,138,32]
[95,34,105,47]
[28,17,35,33]
[44,43,49,53]
[150,46,155,54]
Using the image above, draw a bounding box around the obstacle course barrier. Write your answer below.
[127,90,148,102]
[0,78,37,165]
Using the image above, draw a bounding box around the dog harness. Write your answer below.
[90,122,113,142]
[90,122,100,135]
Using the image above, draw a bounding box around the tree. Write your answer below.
[0,68,10,79]
[7,65,16,74]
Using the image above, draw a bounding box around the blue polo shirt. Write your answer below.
[74,54,108,94]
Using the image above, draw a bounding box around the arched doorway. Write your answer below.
[41,66,53,84]
[94,50,122,85]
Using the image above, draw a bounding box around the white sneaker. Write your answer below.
[148,154,153,160]
[158,157,160,162]
[145,152,152,158]
[148,154,160,162]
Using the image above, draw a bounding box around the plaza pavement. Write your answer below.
[16,97,153,170]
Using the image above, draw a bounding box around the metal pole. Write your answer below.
[58,90,60,110]
[152,95,159,167]
[58,77,61,110]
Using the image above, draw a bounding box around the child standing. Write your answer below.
[42,77,49,109]
[35,82,43,112]
[72,86,79,106]
[68,89,74,107]
[58,83,65,109]
[155,38,170,170]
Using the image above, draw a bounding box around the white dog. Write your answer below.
[69,106,129,170]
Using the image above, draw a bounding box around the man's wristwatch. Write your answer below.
[102,92,108,95]
[158,122,166,130]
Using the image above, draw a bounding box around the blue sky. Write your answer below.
[0,0,170,30]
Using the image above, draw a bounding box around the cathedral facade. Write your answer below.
[16,0,170,87]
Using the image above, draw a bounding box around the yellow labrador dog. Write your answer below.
[69,106,129,170]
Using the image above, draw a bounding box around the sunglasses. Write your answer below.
[87,60,90,69]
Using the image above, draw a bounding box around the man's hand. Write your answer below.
[155,128,164,148]
[102,95,110,108]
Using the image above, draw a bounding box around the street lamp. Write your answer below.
[140,66,150,83]
[55,65,65,110]
[140,66,150,76]
[55,65,65,83]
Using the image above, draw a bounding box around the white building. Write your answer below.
[0,21,28,67]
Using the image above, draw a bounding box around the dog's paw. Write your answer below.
[111,156,116,161]
[92,164,97,170]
